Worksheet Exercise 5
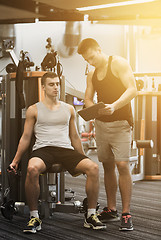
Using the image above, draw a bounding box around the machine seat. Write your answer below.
[44,163,66,173]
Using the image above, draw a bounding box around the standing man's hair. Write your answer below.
[41,72,58,85]
[77,38,100,55]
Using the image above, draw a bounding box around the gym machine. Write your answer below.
[133,72,161,180]
[0,71,85,220]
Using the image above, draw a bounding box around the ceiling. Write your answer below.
[0,0,161,25]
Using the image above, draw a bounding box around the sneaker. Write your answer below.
[84,213,106,230]
[119,213,133,231]
[98,207,120,222]
[23,217,42,233]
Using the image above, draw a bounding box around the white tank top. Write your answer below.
[33,101,73,151]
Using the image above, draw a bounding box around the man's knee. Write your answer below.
[116,161,130,175]
[27,165,40,178]
[86,161,99,177]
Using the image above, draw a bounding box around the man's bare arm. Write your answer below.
[84,70,95,107]
[69,105,85,155]
[9,105,36,173]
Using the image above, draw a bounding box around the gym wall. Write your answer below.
[13,21,125,93]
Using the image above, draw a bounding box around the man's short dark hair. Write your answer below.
[41,72,58,85]
[77,38,100,55]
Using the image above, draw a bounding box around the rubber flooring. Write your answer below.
[0,151,161,239]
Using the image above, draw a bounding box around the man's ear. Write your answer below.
[42,84,46,93]
[97,47,101,53]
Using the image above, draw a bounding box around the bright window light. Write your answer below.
[76,0,156,11]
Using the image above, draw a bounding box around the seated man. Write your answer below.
[9,72,106,233]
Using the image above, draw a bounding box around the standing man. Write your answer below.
[8,72,106,233]
[78,38,137,231]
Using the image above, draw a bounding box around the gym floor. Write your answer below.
[0,150,161,240]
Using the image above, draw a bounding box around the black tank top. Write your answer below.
[92,56,133,126]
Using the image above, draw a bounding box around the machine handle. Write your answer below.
[136,140,154,149]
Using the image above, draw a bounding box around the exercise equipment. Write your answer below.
[136,140,154,149]
[134,72,161,180]
[80,120,96,154]
[3,39,34,72]
[1,188,15,220]
[3,39,19,67]
[41,38,63,78]
[136,79,144,91]
[0,167,21,220]
[19,50,34,71]
[6,63,17,73]
[39,163,84,218]
[1,163,84,220]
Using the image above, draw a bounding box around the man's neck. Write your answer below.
[97,54,109,71]
[43,96,60,108]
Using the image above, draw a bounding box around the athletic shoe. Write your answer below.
[119,213,133,231]
[98,207,120,222]
[84,213,106,230]
[23,217,42,233]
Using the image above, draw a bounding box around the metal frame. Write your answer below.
[133,72,161,180]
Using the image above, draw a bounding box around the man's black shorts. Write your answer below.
[30,146,88,176]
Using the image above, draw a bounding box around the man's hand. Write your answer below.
[98,104,115,115]
[7,162,18,175]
